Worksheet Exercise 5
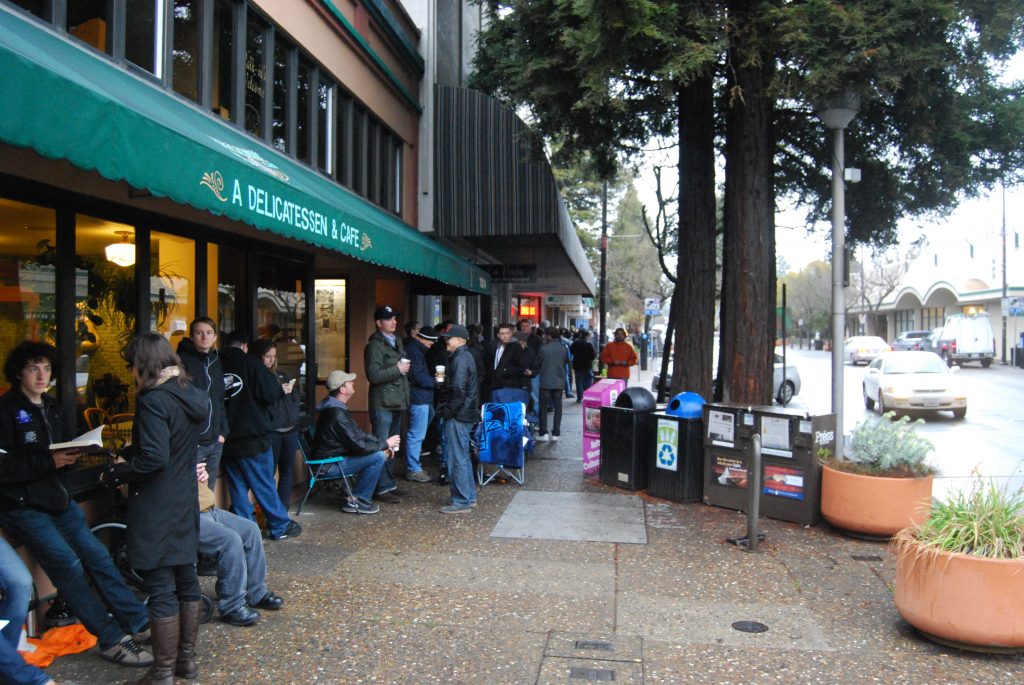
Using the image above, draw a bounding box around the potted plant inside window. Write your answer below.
[892,477,1023,652]
[819,412,935,538]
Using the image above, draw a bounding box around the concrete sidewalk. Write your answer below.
[48,366,1022,683]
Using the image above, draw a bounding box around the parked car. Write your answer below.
[651,353,801,406]
[891,330,932,351]
[843,336,891,365]
[862,350,966,419]
[922,327,951,358]
[936,312,995,368]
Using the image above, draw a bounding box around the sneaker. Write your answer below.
[535,433,549,442]
[551,435,560,442]
[272,520,302,540]
[391,487,413,498]
[407,470,432,483]
[420,450,432,457]
[373,491,401,504]
[100,635,153,667]
[436,472,449,486]
[439,504,474,514]
[342,498,380,514]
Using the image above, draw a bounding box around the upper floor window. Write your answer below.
[66,0,111,54]
[173,0,201,102]
[244,12,269,138]
[211,0,237,121]
[125,0,163,77]
[271,33,292,153]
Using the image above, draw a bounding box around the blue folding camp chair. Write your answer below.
[476,400,528,486]
[295,427,356,514]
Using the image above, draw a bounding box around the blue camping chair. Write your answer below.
[476,400,529,486]
[295,427,356,514]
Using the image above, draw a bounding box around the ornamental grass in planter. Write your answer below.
[892,477,1024,652]
[819,412,936,538]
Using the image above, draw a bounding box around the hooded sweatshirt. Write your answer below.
[177,337,229,445]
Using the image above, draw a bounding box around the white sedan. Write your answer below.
[862,351,967,419]
[844,335,891,365]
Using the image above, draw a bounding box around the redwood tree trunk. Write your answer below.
[671,74,717,403]
[720,0,776,404]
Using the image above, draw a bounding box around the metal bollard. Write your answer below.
[727,433,766,551]
[747,434,763,552]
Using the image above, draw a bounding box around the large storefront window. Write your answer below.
[173,0,201,103]
[74,214,138,418]
[150,231,195,343]
[314,279,346,382]
[217,244,242,336]
[256,254,306,407]
[0,198,57,356]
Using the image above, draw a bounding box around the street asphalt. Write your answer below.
[46,363,1023,684]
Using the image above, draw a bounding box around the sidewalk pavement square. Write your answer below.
[490,490,647,544]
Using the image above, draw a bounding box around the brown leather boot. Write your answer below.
[127,614,178,685]
[175,600,201,679]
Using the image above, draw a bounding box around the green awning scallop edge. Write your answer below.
[0,9,490,295]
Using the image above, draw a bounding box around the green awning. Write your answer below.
[0,10,490,295]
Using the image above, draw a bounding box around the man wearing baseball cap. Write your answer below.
[363,305,411,503]
[436,325,478,513]
[311,371,397,514]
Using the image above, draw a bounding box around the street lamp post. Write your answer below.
[599,180,608,371]
[815,91,859,459]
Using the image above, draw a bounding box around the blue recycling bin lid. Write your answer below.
[665,392,705,419]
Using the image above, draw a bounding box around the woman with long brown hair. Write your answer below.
[105,331,209,684]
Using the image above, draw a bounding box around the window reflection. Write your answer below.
[296,58,311,163]
[317,79,332,174]
[0,198,57,355]
[272,33,292,153]
[314,280,346,382]
[256,255,306,409]
[150,232,195,350]
[126,0,162,76]
[173,0,200,103]
[245,12,269,138]
[211,0,235,121]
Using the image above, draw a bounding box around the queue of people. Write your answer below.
[0,306,635,683]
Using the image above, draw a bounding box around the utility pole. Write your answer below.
[1002,183,1008,364]
[598,180,608,373]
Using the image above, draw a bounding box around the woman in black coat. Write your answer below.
[106,332,208,685]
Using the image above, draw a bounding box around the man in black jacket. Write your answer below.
[436,325,478,514]
[177,317,229,489]
[220,332,301,540]
[483,322,527,404]
[0,341,152,668]
[312,371,396,515]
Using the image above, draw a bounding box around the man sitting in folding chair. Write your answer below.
[311,371,399,515]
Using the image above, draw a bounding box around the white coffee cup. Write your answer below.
[435,365,445,381]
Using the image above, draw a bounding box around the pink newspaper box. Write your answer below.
[581,378,626,474]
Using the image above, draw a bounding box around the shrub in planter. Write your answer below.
[819,412,936,537]
[893,478,1024,651]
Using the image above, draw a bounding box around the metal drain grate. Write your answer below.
[570,666,616,681]
[732,620,769,633]
[575,640,614,652]
[851,554,882,562]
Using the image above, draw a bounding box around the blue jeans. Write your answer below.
[575,369,594,398]
[0,504,148,650]
[444,419,476,507]
[405,404,434,474]
[223,448,293,539]
[322,451,387,502]
[529,376,541,423]
[199,508,268,616]
[370,409,402,492]
[270,429,299,509]
[0,539,49,685]
[564,365,574,396]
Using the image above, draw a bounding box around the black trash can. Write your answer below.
[599,388,657,490]
[814,339,824,351]
[648,392,706,503]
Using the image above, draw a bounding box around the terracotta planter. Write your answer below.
[893,530,1024,651]
[820,464,932,537]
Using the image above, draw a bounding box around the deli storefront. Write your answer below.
[0,7,490,432]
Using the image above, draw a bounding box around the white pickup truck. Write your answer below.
[938,312,995,368]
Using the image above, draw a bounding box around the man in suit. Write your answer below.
[484,323,526,404]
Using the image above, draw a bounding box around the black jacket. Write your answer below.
[0,389,74,514]
[312,396,388,458]
[484,340,526,390]
[571,338,597,372]
[220,346,283,459]
[110,376,206,570]
[267,369,300,431]
[405,338,436,406]
[438,345,478,423]
[177,338,229,445]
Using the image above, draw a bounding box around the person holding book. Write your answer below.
[103,332,209,683]
[0,341,153,669]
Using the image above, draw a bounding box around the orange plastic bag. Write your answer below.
[20,624,97,667]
